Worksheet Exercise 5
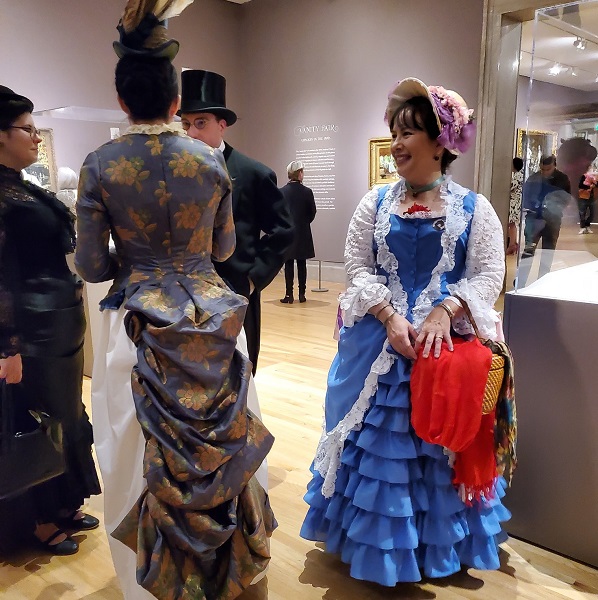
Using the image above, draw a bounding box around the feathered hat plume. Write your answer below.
[114,0,195,59]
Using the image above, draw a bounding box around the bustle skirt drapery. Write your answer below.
[109,276,276,600]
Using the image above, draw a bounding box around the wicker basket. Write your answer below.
[482,353,505,414]
[454,295,507,416]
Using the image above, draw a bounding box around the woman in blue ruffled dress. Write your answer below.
[300,78,512,585]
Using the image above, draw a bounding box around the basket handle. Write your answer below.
[451,294,483,340]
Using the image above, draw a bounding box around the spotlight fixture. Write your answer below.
[549,63,564,76]
[573,36,587,50]
[572,68,578,77]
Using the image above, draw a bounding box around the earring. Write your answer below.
[434,155,440,161]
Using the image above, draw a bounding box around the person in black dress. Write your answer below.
[280,160,317,304]
[0,86,101,555]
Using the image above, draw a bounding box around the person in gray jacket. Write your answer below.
[280,160,317,304]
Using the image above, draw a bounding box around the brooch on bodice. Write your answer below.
[403,203,431,216]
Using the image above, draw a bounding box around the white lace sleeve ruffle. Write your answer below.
[339,187,391,327]
[448,194,505,340]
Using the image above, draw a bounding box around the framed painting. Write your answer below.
[23,128,57,191]
[515,128,558,178]
[369,137,400,188]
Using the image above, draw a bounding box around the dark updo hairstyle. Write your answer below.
[115,55,178,121]
[0,86,34,130]
[389,96,457,174]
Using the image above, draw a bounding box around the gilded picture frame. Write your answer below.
[515,128,558,177]
[23,128,57,192]
[369,137,399,188]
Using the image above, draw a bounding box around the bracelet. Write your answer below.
[438,302,454,319]
[374,303,391,320]
[382,309,397,327]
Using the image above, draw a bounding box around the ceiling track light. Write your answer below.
[549,63,564,75]
[573,36,587,50]
[572,68,578,76]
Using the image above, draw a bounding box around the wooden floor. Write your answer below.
[2,276,598,599]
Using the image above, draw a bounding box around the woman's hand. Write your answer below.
[385,313,418,360]
[506,222,519,255]
[0,354,22,384]
[506,241,519,255]
[415,307,453,358]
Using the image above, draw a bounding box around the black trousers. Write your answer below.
[284,259,307,295]
[244,290,261,375]
[520,216,562,284]
[578,199,595,228]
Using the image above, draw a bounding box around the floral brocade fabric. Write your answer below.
[76,129,276,599]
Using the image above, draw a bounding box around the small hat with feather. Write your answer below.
[113,0,195,60]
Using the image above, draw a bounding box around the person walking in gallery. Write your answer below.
[555,137,598,235]
[521,154,570,257]
[300,77,516,585]
[578,172,596,234]
[280,160,317,304]
[506,156,524,255]
[519,152,581,283]
[180,69,293,372]
[0,86,101,555]
[75,3,276,598]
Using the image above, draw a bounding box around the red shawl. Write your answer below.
[410,337,497,504]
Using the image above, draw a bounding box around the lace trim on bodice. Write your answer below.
[123,122,187,136]
[376,182,409,318]
[373,178,472,330]
[410,178,472,330]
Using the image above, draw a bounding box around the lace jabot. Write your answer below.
[123,122,187,136]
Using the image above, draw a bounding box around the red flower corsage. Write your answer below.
[404,203,431,215]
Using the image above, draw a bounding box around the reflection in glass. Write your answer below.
[514,1,598,298]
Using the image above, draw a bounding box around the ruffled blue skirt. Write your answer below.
[300,320,510,586]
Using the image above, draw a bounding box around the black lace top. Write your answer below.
[0,164,77,357]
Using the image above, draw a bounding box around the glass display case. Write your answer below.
[504,1,598,569]
[514,2,598,297]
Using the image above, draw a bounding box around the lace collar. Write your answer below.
[122,122,187,136]
[391,176,454,218]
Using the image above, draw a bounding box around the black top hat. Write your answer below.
[180,70,237,126]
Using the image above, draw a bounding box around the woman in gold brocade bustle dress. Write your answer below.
[75,42,275,600]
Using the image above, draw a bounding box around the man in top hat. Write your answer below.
[180,69,293,373]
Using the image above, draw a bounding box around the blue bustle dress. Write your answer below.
[300,179,510,586]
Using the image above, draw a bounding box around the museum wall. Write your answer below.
[1,0,485,264]
[239,0,485,262]
[0,0,244,173]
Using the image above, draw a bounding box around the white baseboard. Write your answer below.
[306,260,345,283]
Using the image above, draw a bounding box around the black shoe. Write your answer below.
[299,294,306,303]
[58,512,100,532]
[38,529,79,555]
[280,295,294,304]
